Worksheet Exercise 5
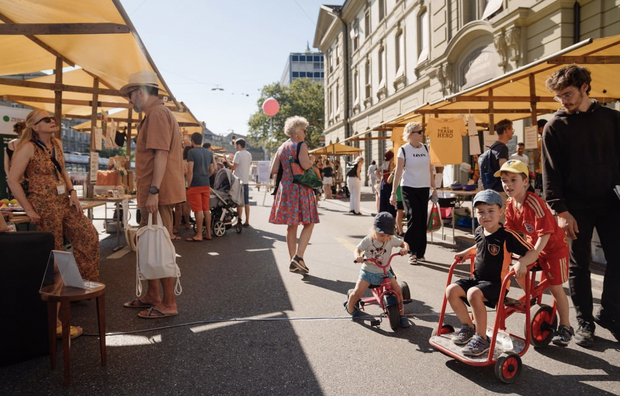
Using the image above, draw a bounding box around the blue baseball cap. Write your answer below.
[374,212,395,235]
[473,189,503,208]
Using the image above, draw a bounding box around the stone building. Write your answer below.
[314,0,620,184]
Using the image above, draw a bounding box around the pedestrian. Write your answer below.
[3,121,25,198]
[185,132,215,242]
[510,142,529,169]
[543,64,620,346]
[447,190,538,356]
[345,212,411,328]
[378,150,396,217]
[120,70,185,319]
[8,109,100,338]
[269,116,319,274]
[479,119,513,207]
[389,122,437,265]
[230,138,252,227]
[346,156,364,215]
[333,161,342,194]
[322,158,334,199]
[367,160,378,194]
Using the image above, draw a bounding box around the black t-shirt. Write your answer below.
[322,166,333,177]
[346,163,359,177]
[473,226,532,282]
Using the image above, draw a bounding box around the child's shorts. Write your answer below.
[455,278,504,307]
[360,268,393,286]
[538,254,569,286]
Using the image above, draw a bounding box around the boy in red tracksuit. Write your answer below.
[496,159,574,346]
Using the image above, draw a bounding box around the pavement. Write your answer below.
[1,185,618,395]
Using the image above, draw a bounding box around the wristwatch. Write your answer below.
[149,186,159,194]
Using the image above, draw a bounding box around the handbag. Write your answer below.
[290,142,323,189]
[135,212,182,297]
[427,202,442,233]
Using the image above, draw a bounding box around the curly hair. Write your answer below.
[284,116,309,137]
[546,64,592,95]
[403,121,423,140]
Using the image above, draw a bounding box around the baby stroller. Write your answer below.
[209,168,244,237]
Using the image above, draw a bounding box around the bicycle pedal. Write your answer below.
[370,319,381,326]
[504,297,523,306]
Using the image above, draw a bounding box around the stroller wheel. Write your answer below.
[213,220,226,237]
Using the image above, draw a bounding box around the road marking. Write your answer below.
[336,237,357,252]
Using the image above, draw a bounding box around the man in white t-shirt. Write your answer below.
[510,142,530,170]
[230,138,253,226]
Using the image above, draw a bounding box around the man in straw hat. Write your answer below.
[121,70,185,318]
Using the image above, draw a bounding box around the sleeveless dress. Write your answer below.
[269,140,319,225]
[26,139,100,281]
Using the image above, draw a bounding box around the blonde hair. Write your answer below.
[284,116,309,137]
[16,109,58,151]
[353,156,364,164]
[403,122,423,140]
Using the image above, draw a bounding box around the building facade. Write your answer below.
[314,0,620,184]
[280,50,325,86]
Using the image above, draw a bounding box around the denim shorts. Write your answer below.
[360,268,394,286]
[242,184,249,205]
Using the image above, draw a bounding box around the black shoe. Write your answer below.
[594,313,620,342]
[574,322,595,348]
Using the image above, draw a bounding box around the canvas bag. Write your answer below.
[136,212,182,297]
[427,201,442,232]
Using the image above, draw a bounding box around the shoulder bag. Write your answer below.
[290,142,323,188]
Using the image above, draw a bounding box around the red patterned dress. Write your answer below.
[269,140,319,225]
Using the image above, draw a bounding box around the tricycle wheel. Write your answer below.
[439,324,454,335]
[528,304,557,347]
[495,352,522,384]
[399,281,411,301]
[213,220,226,237]
[387,304,400,331]
[235,220,242,234]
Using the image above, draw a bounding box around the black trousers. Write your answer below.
[379,180,396,217]
[569,203,620,325]
[402,186,429,258]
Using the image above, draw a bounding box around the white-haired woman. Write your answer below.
[346,156,364,215]
[269,116,319,274]
[389,122,437,265]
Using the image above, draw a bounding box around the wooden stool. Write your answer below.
[40,282,106,385]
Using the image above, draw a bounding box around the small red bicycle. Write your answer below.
[429,256,558,383]
[347,253,411,331]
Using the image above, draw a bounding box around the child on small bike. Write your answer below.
[345,212,411,328]
[496,159,574,346]
[446,190,539,356]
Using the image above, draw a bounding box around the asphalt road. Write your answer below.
[1,186,619,395]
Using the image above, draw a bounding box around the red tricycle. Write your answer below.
[429,256,559,383]
[347,253,411,331]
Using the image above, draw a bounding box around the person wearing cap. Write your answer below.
[543,64,620,347]
[389,121,437,265]
[345,212,411,328]
[497,159,574,346]
[120,70,185,318]
[446,189,538,356]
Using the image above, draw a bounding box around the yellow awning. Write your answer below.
[309,142,363,156]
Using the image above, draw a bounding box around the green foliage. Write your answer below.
[247,79,324,152]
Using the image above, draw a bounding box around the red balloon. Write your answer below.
[262,98,280,117]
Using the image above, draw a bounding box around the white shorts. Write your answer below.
[323,177,333,185]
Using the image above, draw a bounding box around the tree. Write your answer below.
[247,79,324,152]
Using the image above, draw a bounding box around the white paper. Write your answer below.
[89,151,99,183]
[469,135,481,155]
[52,250,85,289]
[483,130,496,152]
[467,115,477,136]
[524,125,538,149]
[94,127,103,151]
[257,161,270,183]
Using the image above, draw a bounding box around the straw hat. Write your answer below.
[120,70,160,96]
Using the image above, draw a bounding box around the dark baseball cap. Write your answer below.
[374,212,395,235]
[473,189,503,208]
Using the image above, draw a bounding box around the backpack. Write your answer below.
[478,142,501,189]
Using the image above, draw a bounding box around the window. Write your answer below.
[365,59,371,98]
[329,86,334,116]
[299,72,306,78]
[378,0,386,22]
[292,72,299,77]
[354,70,359,102]
[314,55,321,62]
[378,45,385,85]
[351,19,359,51]
[336,83,340,112]
[314,62,322,69]
[395,27,404,76]
[365,9,371,37]
[292,55,299,61]
[418,9,429,62]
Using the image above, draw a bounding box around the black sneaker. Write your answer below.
[594,313,620,342]
[552,325,574,347]
[574,322,595,348]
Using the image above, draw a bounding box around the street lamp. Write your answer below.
[211,84,224,91]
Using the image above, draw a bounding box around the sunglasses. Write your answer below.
[34,117,53,125]
[126,88,140,99]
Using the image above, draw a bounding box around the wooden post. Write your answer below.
[54,57,63,139]
[126,108,133,172]
[87,77,99,198]
[529,74,537,125]
[488,88,495,134]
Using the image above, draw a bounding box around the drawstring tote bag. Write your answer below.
[136,212,182,296]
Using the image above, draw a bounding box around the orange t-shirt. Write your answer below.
[135,101,186,207]
[426,118,468,165]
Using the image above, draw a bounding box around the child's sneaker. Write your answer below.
[343,301,362,318]
[462,334,491,356]
[552,325,574,346]
[452,324,475,345]
[400,316,411,328]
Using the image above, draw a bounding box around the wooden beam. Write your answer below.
[2,95,131,108]
[0,77,121,96]
[0,12,75,67]
[54,57,63,139]
[417,108,533,114]
[529,74,537,125]
[448,95,556,103]
[547,56,620,64]
[0,23,130,35]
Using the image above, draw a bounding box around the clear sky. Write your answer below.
[118,0,333,137]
